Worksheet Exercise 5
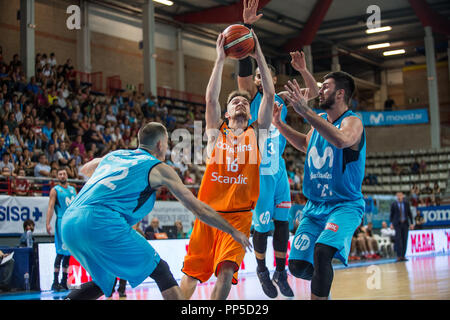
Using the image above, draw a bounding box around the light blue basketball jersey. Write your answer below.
[69,148,161,226]
[249,92,287,173]
[303,110,366,202]
[54,185,77,218]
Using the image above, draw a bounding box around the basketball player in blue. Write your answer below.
[46,168,77,291]
[61,122,252,300]
[239,0,319,298]
[273,71,365,300]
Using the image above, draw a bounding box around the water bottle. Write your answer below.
[26,230,33,248]
[24,272,30,291]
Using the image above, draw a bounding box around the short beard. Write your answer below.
[319,91,336,110]
[59,179,67,185]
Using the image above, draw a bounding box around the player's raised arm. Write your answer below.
[290,51,320,100]
[249,31,275,130]
[272,101,311,153]
[237,0,262,98]
[205,33,226,131]
[149,163,252,252]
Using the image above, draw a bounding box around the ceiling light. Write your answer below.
[153,0,173,6]
[365,26,392,34]
[367,42,390,50]
[383,49,406,56]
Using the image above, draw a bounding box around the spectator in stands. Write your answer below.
[66,158,78,179]
[14,168,31,196]
[44,143,57,164]
[380,221,395,241]
[55,121,69,142]
[34,153,51,178]
[294,168,302,190]
[183,169,195,185]
[175,220,186,239]
[432,182,441,206]
[363,222,381,259]
[144,217,164,240]
[19,219,35,247]
[411,158,420,174]
[410,184,420,206]
[384,96,395,111]
[83,122,105,153]
[165,109,177,131]
[414,210,425,230]
[0,152,15,174]
[0,166,13,194]
[391,161,401,175]
[56,141,71,166]
[421,182,433,195]
[419,159,427,174]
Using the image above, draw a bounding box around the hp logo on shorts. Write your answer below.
[293,234,310,251]
[259,211,271,225]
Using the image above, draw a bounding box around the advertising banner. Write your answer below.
[355,109,429,126]
[0,195,50,235]
[419,205,450,227]
[405,228,450,257]
[38,236,296,291]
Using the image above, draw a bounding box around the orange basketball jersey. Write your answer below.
[198,122,261,212]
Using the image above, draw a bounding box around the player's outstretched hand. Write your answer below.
[272,101,283,129]
[232,230,253,253]
[290,51,307,72]
[216,32,226,61]
[284,79,310,115]
[243,0,263,25]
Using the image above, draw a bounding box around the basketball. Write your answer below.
[223,24,255,60]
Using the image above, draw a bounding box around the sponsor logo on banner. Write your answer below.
[369,113,384,125]
[0,195,47,235]
[406,228,450,257]
[421,206,450,226]
[410,232,435,253]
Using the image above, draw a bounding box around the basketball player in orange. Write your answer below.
[180,30,275,300]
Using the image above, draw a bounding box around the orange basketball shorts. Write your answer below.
[181,210,252,285]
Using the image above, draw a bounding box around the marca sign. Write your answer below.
[420,205,450,226]
[406,228,450,257]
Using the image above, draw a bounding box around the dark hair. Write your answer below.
[23,219,35,231]
[226,90,251,105]
[138,122,167,148]
[323,71,355,105]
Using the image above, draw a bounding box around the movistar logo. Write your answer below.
[369,113,384,125]
[308,146,334,170]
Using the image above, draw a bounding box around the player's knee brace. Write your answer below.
[54,254,63,269]
[273,220,289,253]
[150,259,178,292]
[252,231,269,254]
[288,260,314,280]
[62,255,70,269]
[311,243,337,298]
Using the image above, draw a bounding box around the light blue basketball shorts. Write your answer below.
[252,164,291,233]
[55,217,71,256]
[289,198,364,266]
[61,206,161,296]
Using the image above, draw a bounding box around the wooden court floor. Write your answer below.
[1,254,449,300]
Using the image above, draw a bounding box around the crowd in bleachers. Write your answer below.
[0,48,213,196]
